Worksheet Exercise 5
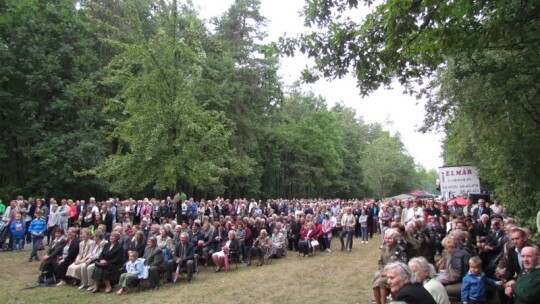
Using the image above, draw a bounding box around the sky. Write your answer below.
[191,0,444,171]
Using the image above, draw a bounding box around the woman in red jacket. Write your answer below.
[298,222,317,257]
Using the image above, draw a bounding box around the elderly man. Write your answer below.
[505,246,540,304]
[473,199,491,222]
[166,232,195,283]
[373,228,410,304]
[143,237,164,289]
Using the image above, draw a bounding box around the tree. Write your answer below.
[276,0,538,95]
[361,129,416,198]
[330,103,370,198]
[96,2,233,194]
[209,0,283,198]
[0,0,108,198]
[413,167,439,195]
[262,87,344,198]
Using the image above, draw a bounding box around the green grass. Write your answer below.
[0,238,382,304]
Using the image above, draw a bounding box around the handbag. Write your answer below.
[310,240,319,247]
[142,265,150,280]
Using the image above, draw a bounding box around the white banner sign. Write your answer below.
[438,166,480,196]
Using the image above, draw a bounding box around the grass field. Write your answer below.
[0,237,382,304]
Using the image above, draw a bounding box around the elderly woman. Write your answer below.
[385,262,437,304]
[156,227,174,260]
[39,228,67,275]
[212,230,240,272]
[65,228,95,285]
[52,227,80,286]
[268,226,287,258]
[409,257,450,304]
[373,228,410,304]
[90,231,124,293]
[340,207,356,251]
[80,232,107,290]
[46,204,60,245]
[298,222,317,257]
[436,236,471,299]
[247,229,270,266]
[474,214,491,243]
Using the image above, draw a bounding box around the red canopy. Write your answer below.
[446,197,469,206]
[408,190,435,198]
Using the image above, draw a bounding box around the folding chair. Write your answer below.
[225,250,240,272]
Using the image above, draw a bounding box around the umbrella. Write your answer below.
[446,197,469,206]
[173,265,180,283]
[224,255,230,272]
[388,194,415,200]
[173,192,187,203]
[408,190,435,198]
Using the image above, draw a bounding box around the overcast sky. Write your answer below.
[192,0,444,171]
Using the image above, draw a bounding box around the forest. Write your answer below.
[2,0,538,224]
[0,0,438,201]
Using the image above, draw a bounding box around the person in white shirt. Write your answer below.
[409,257,449,304]
[490,199,503,215]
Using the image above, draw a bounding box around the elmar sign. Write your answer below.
[438,166,480,196]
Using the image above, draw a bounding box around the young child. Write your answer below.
[461,256,502,304]
[28,210,47,261]
[9,213,26,251]
[116,250,144,296]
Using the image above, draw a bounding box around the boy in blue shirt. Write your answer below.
[461,256,503,304]
[28,210,47,261]
[9,213,26,251]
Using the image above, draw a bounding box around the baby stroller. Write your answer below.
[0,221,9,251]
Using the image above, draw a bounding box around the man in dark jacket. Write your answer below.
[502,228,531,281]
[166,232,195,283]
[143,237,164,289]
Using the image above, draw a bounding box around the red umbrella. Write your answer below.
[408,190,435,198]
[446,197,469,206]
[173,265,180,283]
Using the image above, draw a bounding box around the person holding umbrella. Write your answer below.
[166,232,195,283]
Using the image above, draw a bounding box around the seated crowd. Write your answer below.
[372,198,540,304]
[1,196,539,303]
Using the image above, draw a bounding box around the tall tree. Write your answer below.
[330,103,370,198]
[210,0,282,198]
[361,129,416,198]
[96,1,233,194]
[262,87,345,198]
[0,0,108,198]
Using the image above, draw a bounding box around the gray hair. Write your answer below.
[408,257,436,281]
[384,262,412,284]
[180,232,189,239]
[384,228,399,239]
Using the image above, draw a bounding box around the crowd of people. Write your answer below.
[372,198,540,304]
[0,195,539,303]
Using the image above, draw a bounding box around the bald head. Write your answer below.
[521,246,540,271]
